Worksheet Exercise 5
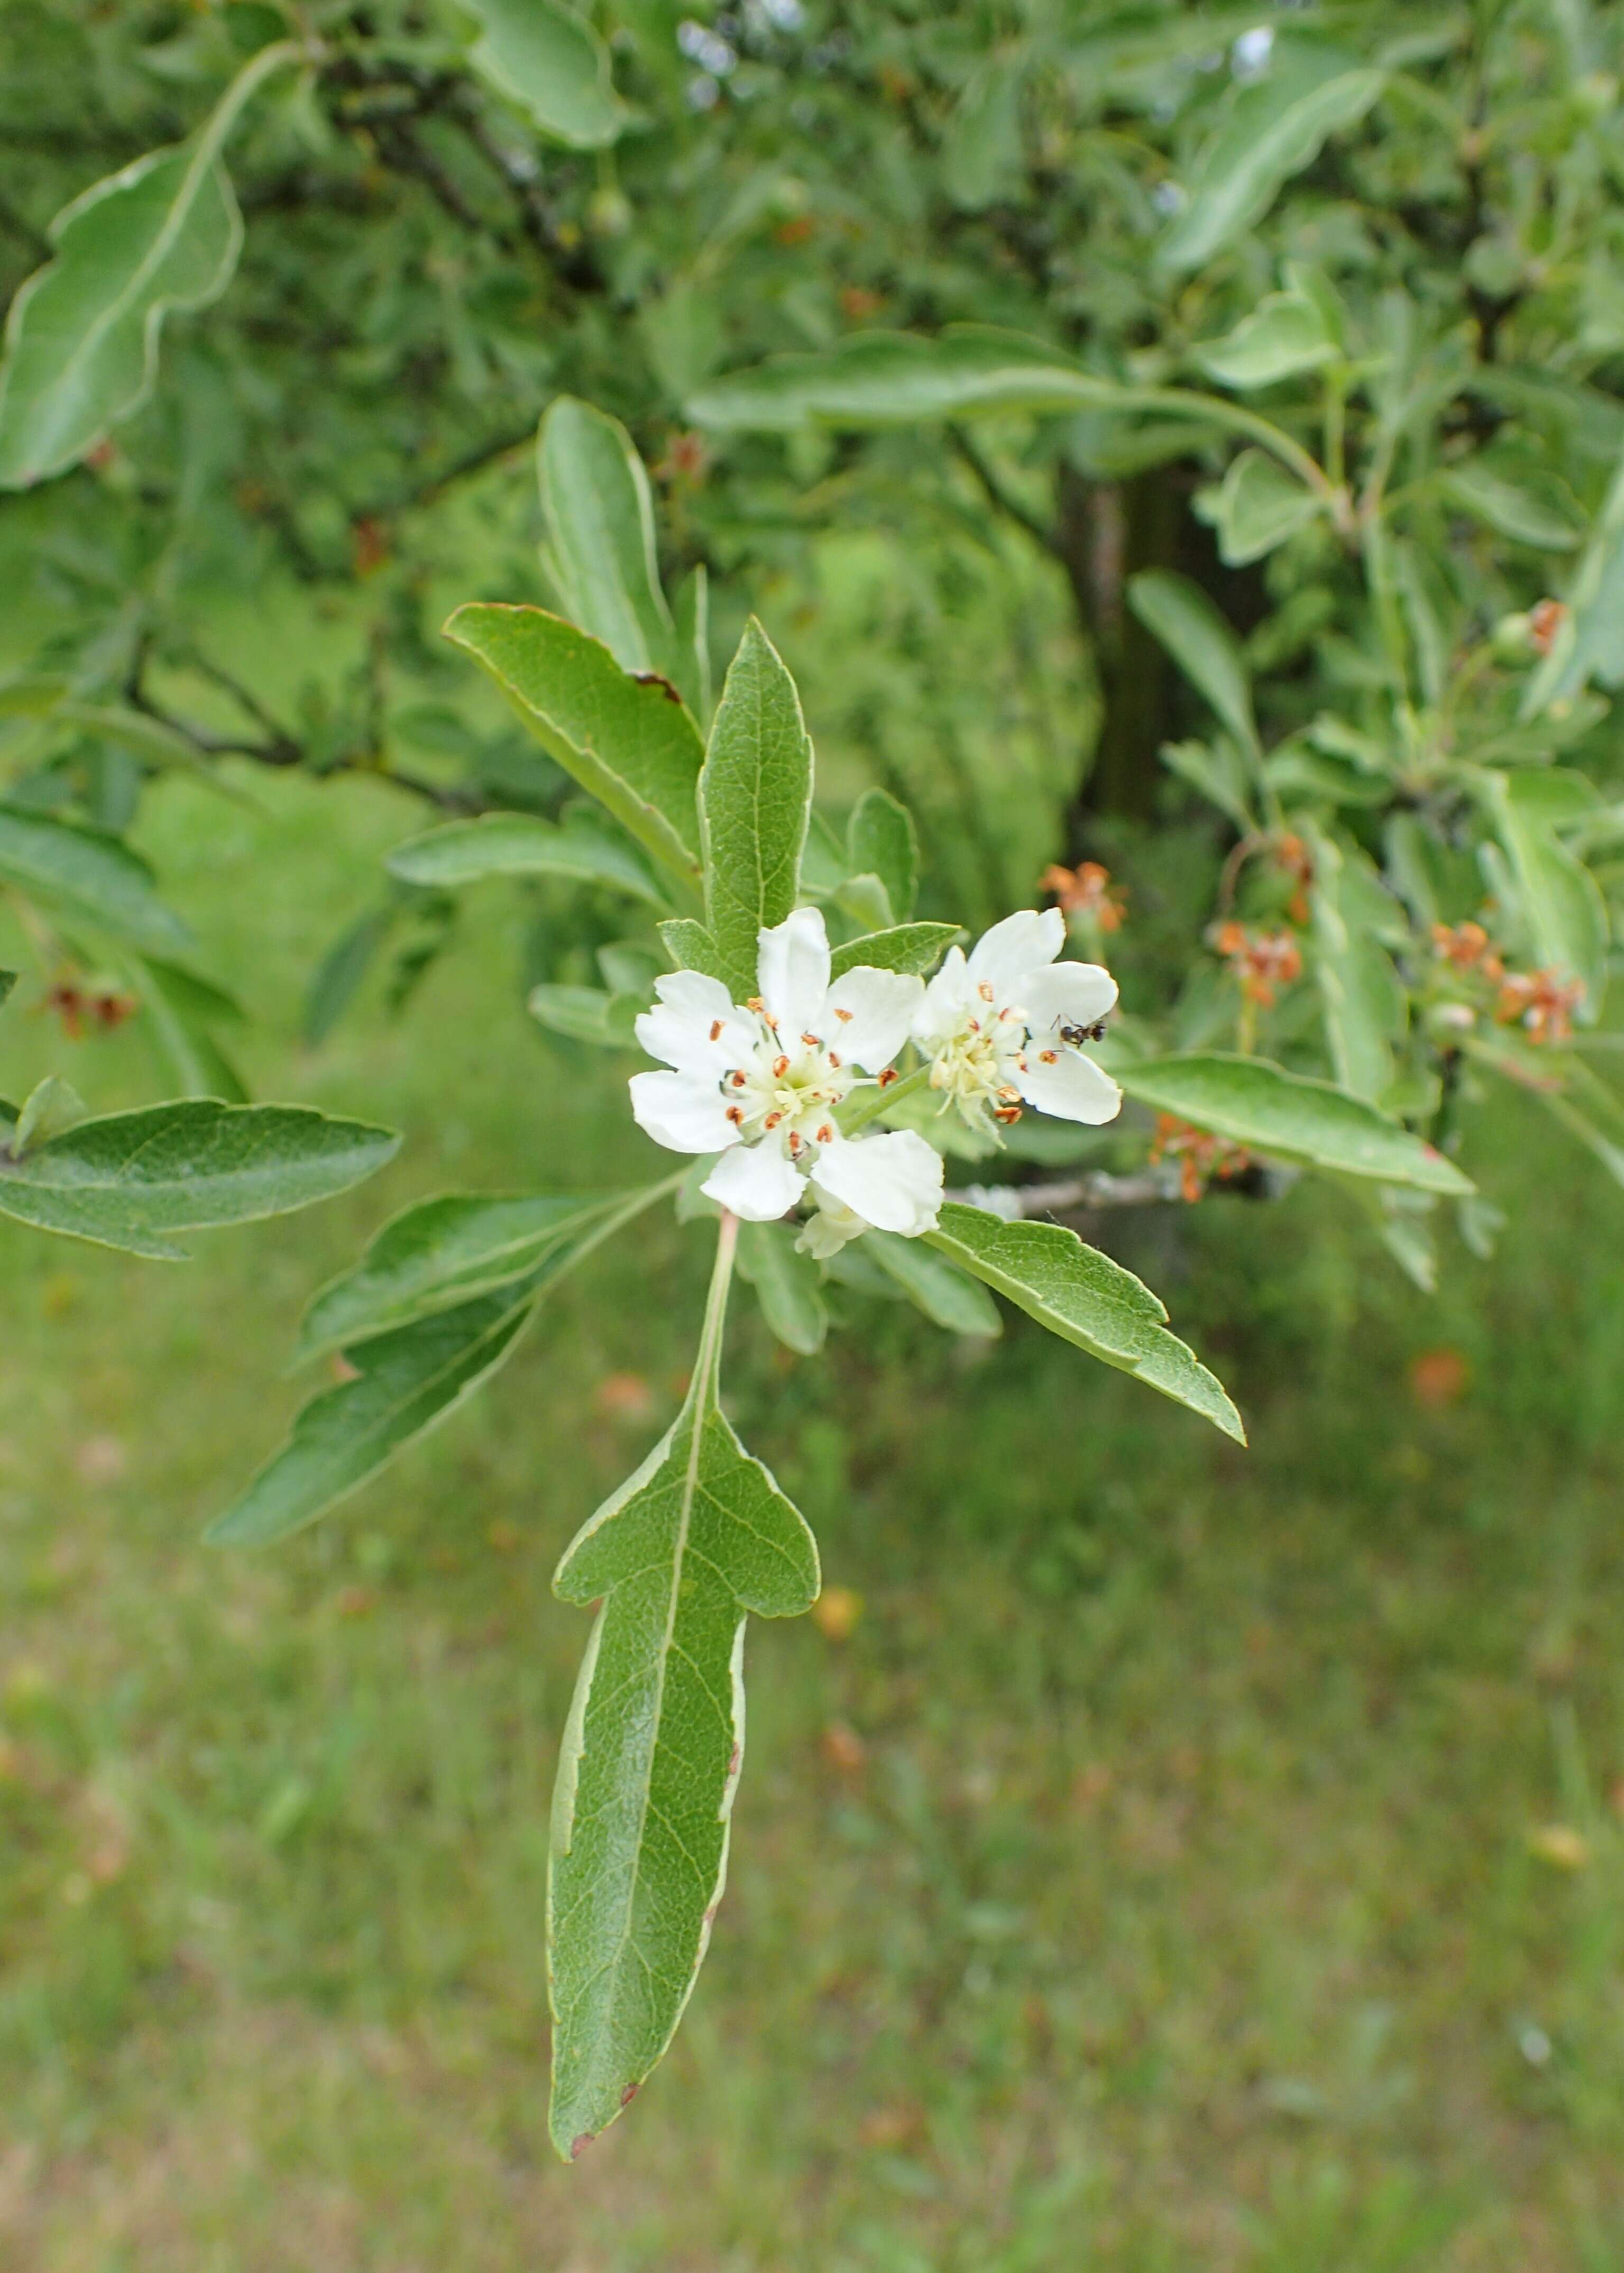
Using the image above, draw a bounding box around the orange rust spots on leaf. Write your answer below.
[1409,1348,1469,1408]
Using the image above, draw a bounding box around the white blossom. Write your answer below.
[630,907,944,1237]
[912,908,1122,1137]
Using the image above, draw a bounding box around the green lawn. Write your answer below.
[3,769,1624,2270]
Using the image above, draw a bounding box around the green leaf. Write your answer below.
[537,397,677,678]
[698,621,813,1000]
[528,984,643,1048]
[462,0,627,149]
[1117,1054,1474,1194]
[388,812,665,904]
[0,802,192,957]
[688,325,1121,432]
[1438,462,1582,552]
[298,1186,662,1362]
[1196,448,1324,566]
[657,915,733,987]
[1524,448,1624,711]
[1158,67,1384,274]
[304,903,395,1049]
[1483,771,1609,1011]
[548,1236,819,2158]
[828,921,960,980]
[0,1101,398,1259]
[1127,572,1260,759]
[925,1204,1243,1440]
[137,954,247,1102]
[207,1286,536,1547]
[1194,290,1338,390]
[865,1230,1002,1337]
[12,1075,87,1156]
[1161,738,1258,832]
[0,41,299,486]
[736,1219,827,1354]
[672,563,711,723]
[1305,827,1406,1102]
[444,604,704,891]
[847,788,917,923]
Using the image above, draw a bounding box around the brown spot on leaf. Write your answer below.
[632,672,684,704]
[619,2082,639,2108]
[570,2131,595,2159]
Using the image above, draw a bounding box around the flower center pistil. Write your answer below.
[928,991,1026,1125]
[722,1020,856,1154]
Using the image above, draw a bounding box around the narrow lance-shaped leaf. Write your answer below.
[207,1285,536,1548]
[0,1102,398,1258]
[1127,570,1261,760]
[847,787,918,922]
[0,40,301,487]
[1481,771,1608,1013]
[0,803,192,957]
[698,620,813,1000]
[1524,446,1624,713]
[388,812,665,905]
[297,1187,663,1361]
[865,1229,1002,1337]
[927,1205,1242,1437]
[538,396,677,679]
[548,1218,819,2158]
[137,954,247,1103]
[444,604,704,894]
[1304,827,1405,1102]
[736,1218,827,1355]
[213,1187,672,1546]
[1117,1054,1474,1194]
[1158,66,1384,274]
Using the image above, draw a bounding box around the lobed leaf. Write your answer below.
[698,621,813,1000]
[444,604,704,889]
[926,1204,1242,1438]
[0,1102,398,1258]
[1117,1053,1474,1194]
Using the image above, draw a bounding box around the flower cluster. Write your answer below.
[1149,1114,1253,1204]
[1428,923,1583,1046]
[631,905,1123,1252]
[1040,859,1126,933]
[1212,921,1303,1007]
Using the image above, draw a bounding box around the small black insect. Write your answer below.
[1054,1015,1109,1046]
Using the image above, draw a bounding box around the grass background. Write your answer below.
[3,739,1624,2270]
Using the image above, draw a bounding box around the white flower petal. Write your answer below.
[757,906,831,1033]
[821,966,923,1070]
[809,1129,944,1237]
[1014,1047,1123,1126]
[912,944,975,1051]
[1019,961,1118,1041]
[629,1069,740,1154]
[702,1141,806,1221]
[795,1193,868,1259]
[637,970,755,1075]
[966,908,1064,995]
[653,969,740,1022]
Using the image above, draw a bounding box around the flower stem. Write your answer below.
[692,1208,739,1406]
[838,1061,933,1136]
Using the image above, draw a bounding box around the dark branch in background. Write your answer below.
[124,640,487,815]
[947,425,1058,554]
